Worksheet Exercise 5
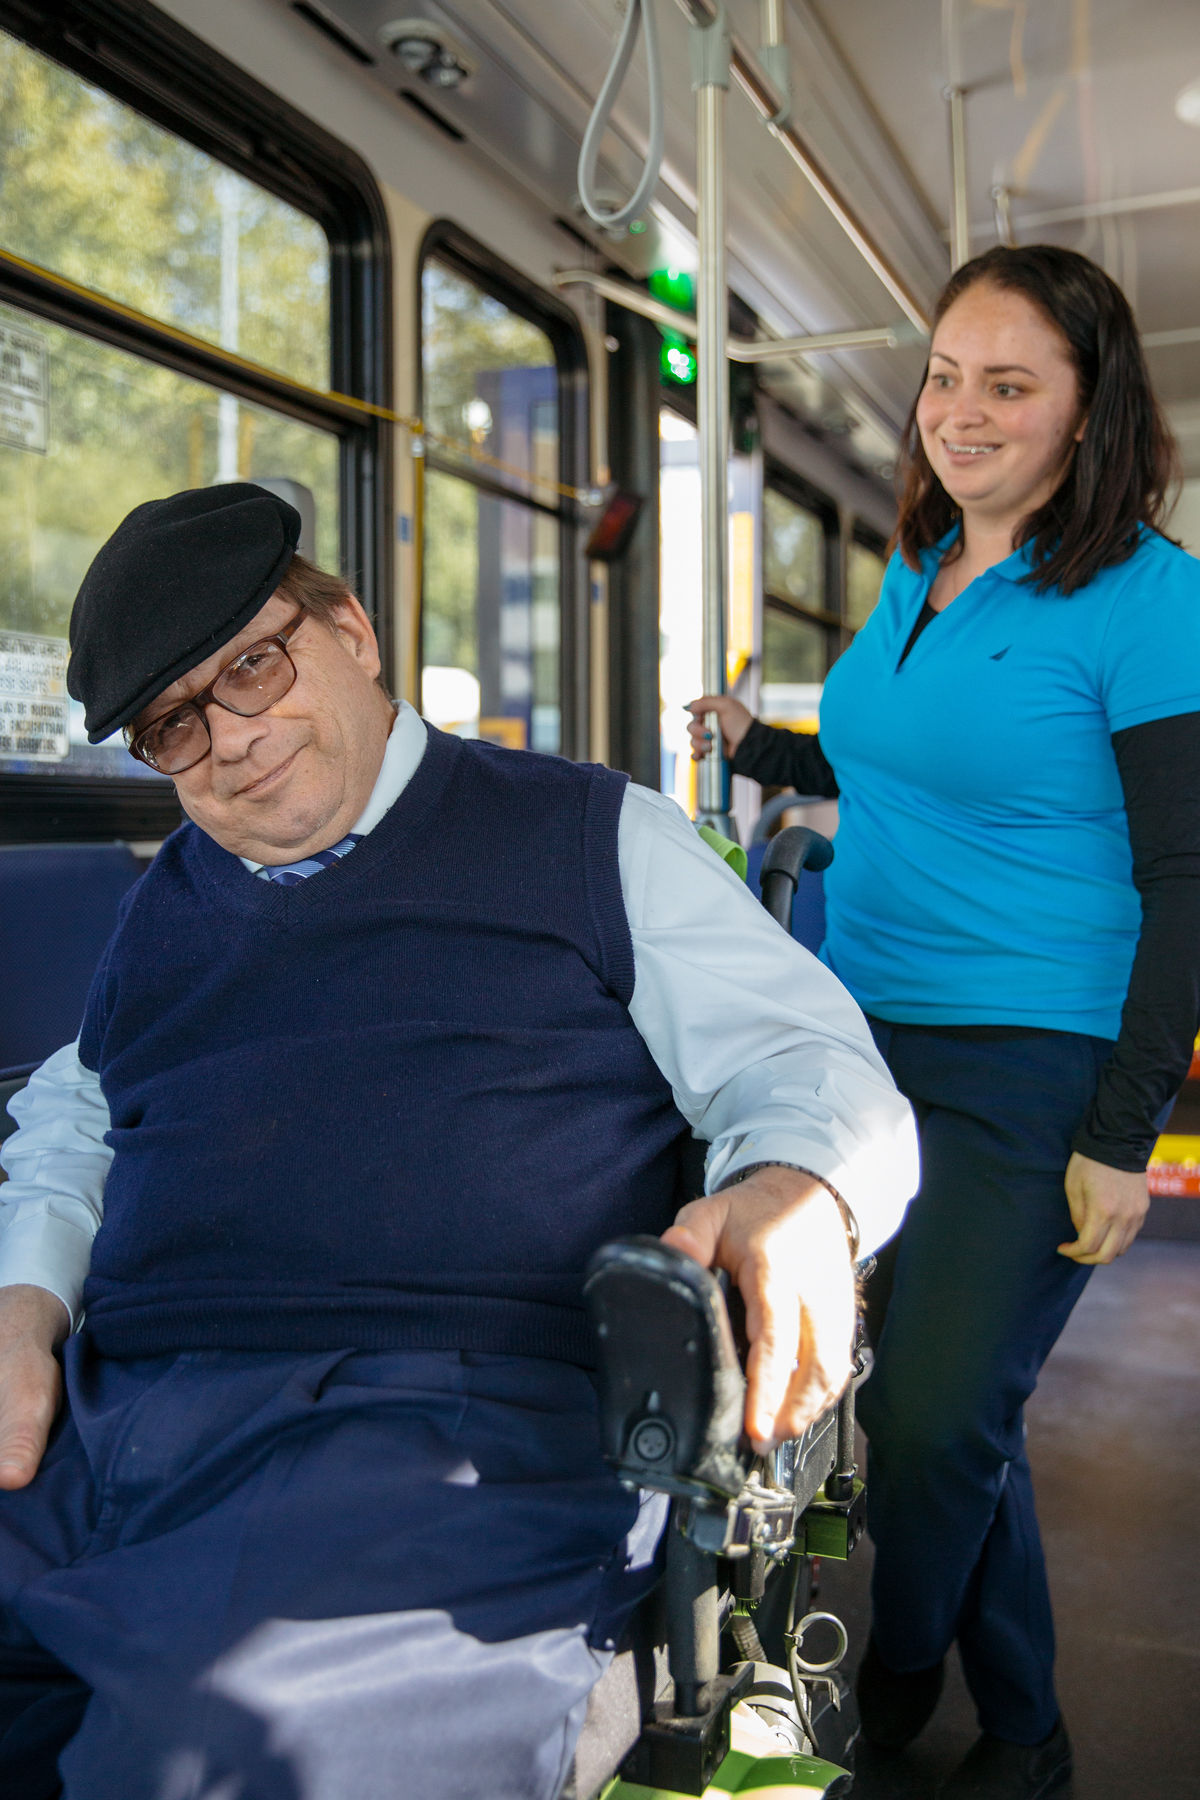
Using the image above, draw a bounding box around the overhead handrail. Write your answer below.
[671,0,932,331]
[576,0,666,231]
[552,268,925,359]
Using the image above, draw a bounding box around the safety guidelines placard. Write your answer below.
[0,631,69,759]
[0,320,49,453]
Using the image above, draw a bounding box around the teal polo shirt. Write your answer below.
[818,528,1200,1037]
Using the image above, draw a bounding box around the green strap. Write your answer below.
[696,823,748,883]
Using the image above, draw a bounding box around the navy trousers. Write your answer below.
[0,1341,666,1800]
[857,1025,1115,1745]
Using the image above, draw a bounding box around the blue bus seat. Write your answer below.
[0,842,143,1075]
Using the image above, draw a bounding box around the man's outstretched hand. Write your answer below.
[661,1166,856,1451]
[0,1285,68,1490]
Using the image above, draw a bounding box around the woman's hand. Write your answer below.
[1058,1152,1150,1264]
[685,693,754,762]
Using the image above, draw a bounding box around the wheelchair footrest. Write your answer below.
[620,1664,754,1797]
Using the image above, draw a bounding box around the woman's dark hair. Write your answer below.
[895,244,1178,593]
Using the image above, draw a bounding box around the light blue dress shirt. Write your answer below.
[1,704,918,1325]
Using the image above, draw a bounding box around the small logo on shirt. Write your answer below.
[989,646,1012,660]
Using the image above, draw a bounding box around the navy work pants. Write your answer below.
[857,1025,1115,1745]
[0,1342,665,1799]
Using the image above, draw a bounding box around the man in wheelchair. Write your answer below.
[0,484,917,1799]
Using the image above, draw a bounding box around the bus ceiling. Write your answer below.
[309,2,1200,456]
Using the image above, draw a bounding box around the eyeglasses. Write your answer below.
[125,610,308,774]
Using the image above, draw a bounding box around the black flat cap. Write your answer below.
[68,483,302,743]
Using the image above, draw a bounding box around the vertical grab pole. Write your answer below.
[947,84,970,270]
[691,3,734,837]
[943,0,970,272]
[579,283,612,766]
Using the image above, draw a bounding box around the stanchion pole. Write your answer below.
[691,2,734,837]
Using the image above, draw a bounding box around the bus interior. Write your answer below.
[0,1,1198,1795]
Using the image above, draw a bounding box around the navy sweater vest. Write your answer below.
[78,727,688,1363]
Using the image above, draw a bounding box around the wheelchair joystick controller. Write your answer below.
[585,1235,747,1509]
[585,1236,817,1560]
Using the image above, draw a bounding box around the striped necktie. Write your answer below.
[262,833,363,886]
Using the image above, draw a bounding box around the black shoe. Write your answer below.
[855,1634,945,1751]
[938,1718,1073,1798]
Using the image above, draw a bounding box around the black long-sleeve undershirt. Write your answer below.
[1074,712,1200,1168]
[729,710,1200,1171]
[730,718,839,797]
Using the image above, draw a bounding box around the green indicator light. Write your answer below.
[648,266,696,313]
[650,268,696,385]
[628,219,647,234]
[660,336,697,386]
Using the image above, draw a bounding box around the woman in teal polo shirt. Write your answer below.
[690,245,1200,1800]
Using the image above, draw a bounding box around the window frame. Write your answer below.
[0,0,392,842]
[417,220,589,760]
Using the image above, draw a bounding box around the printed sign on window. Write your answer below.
[0,630,69,759]
[0,320,49,453]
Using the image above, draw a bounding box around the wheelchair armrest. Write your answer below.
[584,1236,748,1504]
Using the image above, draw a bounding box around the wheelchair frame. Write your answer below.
[574,820,865,1800]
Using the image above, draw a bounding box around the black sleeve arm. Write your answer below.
[1072,711,1200,1171]
[728,719,840,797]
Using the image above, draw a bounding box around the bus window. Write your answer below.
[0,33,329,390]
[763,487,825,613]
[759,482,838,731]
[422,468,561,752]
[422,261,559,489]
[847,536,887,630]
[0,304,339,780]
[0,19,387,838]
[420,253,565,754]
[763,603,826,686]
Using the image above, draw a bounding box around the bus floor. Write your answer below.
[813,1237,1200,1798]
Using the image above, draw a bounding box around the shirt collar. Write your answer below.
[241,700,429,875]
[918,526,1035,588]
